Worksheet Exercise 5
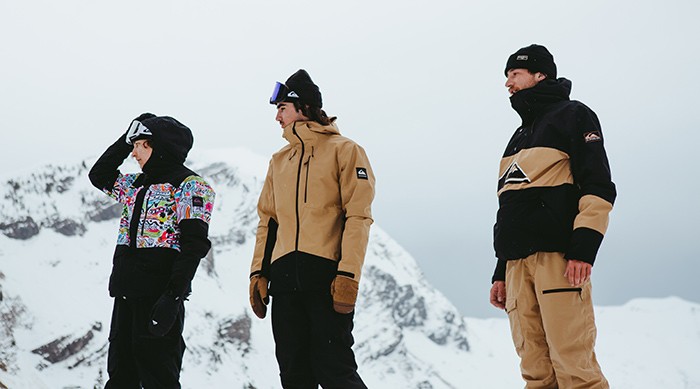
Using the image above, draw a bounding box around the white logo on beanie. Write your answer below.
[287,91,299,98]
[516,55,528,61]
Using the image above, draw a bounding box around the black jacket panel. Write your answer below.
[492,78,616,282]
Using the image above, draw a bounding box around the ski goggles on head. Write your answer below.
[125,120,153,145]
[269,81,300,105]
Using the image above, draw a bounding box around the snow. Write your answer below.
[1,148,699,388]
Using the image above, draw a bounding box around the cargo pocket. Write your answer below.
[505,299,524,353]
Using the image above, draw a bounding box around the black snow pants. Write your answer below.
[105,295,185,389]
[271,291,367,389]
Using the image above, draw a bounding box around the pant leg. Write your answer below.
[130,296,186,389]
[105,297,142,389]
[304,293,366,389]
[506,257,558,389]
[272,293,318,389]
[534,252,609,389]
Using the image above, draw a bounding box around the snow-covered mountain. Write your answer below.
[0,149,699,389]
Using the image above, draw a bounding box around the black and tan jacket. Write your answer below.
[250,119,375,292]
[492,78,616,282]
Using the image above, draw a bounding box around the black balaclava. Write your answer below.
[139,116,194,181]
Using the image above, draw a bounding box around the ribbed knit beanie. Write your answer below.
[285,69,322,108]
[505,44,557,79]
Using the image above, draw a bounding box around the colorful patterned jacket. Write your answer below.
[89,120,215,297]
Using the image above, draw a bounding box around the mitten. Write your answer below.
[249,275,269,319]
[149,291,182,336]
[330,275,359,314]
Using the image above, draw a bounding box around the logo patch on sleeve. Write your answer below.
[356,167,369,180]
[192,196,204,207]
[584,131,602,143]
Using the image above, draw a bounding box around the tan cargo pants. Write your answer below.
[505,252,609,389]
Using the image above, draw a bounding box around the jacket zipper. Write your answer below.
[129,186,149,249]
[140,192,152,237]
[292,124,305,291]
[303,146,314,203]
[292,124,305,251]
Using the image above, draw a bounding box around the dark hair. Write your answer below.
[292,101,331,125]
[133,138,153,148]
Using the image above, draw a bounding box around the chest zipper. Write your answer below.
[292,124,305,251]
[140,192,152,237]
[303,146,314,203]
[129,186,149,249]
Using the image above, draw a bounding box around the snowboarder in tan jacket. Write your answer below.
[249,69,374,388]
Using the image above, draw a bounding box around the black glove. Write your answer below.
[148,291,182,336]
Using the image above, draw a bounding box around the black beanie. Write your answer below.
[285,69,322,108]
[505,44,557,79]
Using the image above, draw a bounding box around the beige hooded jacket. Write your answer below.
[250,119,375,283]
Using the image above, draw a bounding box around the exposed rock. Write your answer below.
[0,217,40,240]
[32,322,102,364]
[86,203,122,222]
[0,295,30,375]
[216,314,251,353]
[49,218,87,236]
[202,248,216,277]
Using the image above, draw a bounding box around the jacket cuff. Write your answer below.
[491,259,507,283]
[565,227,604,265]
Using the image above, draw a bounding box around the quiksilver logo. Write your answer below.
[584,131,602,143]
[516,55,528,61]
[356,167,368,180]
[287,91,299,98]
[498,161,530,189]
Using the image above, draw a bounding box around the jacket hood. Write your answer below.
[510,78,572,125]
[282,119,340,144]
[140,116,193,177]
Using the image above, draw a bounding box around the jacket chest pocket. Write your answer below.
[303,154,313,203]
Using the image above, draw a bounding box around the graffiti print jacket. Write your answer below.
[89,117,215,297]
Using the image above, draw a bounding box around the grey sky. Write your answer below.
[2,0,698,318]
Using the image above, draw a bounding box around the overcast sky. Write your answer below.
[2,0,698,318]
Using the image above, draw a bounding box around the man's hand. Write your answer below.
[564,259,592,287]
[490,281,507,310]
[249,275,269,319]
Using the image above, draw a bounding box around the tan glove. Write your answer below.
[330,275,359,314]
[249,275,269,319]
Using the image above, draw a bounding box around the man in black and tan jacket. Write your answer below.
[489,44,616,388]
[249,69,374,389]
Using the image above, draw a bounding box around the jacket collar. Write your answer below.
[282,119,340,145]
[510,78,571,125]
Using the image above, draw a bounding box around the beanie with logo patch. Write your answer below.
[505,44,557,79]
[285,69,323,108]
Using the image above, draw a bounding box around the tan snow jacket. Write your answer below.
[250,119,375,283]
